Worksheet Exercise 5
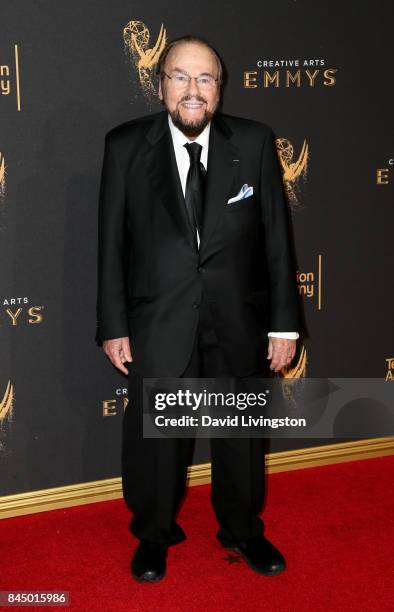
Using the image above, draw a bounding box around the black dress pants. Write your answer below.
[122,299,269,546]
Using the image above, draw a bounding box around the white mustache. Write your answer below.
[180,97,206,104]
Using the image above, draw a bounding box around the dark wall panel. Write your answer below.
[1,1,393,495]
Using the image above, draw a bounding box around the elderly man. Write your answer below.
[96,35,300,582]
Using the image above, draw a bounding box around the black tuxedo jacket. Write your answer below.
[95,110,301,377]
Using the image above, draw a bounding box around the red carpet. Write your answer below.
[1,455,394,611]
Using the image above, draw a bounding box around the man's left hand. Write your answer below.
[267,337,297,372]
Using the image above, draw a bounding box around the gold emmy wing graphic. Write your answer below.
[0,152,6,198]
[0,380,14,422]
[123,21,167,99]
[280,345,308,411]
[281,344,307,379]
[276,137,309,208]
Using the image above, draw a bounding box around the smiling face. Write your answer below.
[158,41,221,139]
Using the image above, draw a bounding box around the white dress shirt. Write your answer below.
[167,113,299,341]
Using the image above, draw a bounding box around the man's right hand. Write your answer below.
[103,337,132,375]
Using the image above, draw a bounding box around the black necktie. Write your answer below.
[184,142,206,248]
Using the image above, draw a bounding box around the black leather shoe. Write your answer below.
[220,535,286,576]
[131,541,168,582]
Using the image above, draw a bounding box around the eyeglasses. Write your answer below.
[162,71,219,90]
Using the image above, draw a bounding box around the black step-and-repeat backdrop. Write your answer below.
[1,1,393,497]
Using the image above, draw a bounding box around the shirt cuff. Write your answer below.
[267,331,299,340]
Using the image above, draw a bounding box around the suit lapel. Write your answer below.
[199,114,239,258]
[143,111,196,249]
[143,110,240,255]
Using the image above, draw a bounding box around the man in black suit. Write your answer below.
[96,35,301,582]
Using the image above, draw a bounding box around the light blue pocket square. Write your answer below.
[227,183,254,204]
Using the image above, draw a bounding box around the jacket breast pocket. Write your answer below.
[225,194,257,212]
[224,195,260,238]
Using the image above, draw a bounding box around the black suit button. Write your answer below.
[197,266,205,273]
[192,302,200,309]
